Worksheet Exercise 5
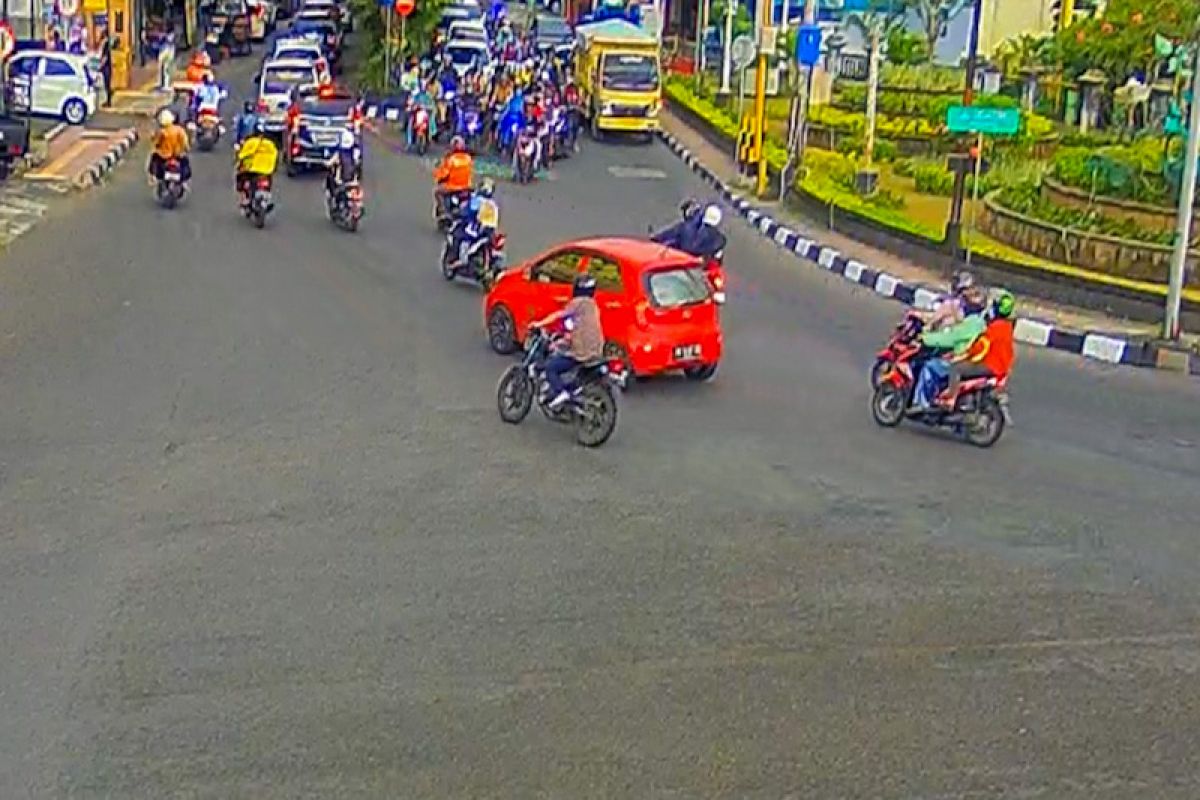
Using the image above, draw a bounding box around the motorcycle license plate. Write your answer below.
[165,171,181,180]
[673,344,701,362]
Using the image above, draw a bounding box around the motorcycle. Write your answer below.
[513,133,537,183]
[156,158,186,209]
[497,110,522,156]
[190,107,225,151]
[440,222,505,288]
[241,174,274,229]
[327,179,364,232]
[550,105,574,159]
[871,311,925,388]
[496,327,624,448]
[458,104,484,152]
[410,104,432,155]
[870,339,1010,448]
[433,188,470,232]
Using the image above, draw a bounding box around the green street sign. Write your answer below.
[946,106,1021,136]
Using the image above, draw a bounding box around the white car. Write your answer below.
[5,50,98,125]
[445,40,490,77]
[270,38,331,83]
[448,19,488,46]
[257,58,319,132]
[247,0,277,40]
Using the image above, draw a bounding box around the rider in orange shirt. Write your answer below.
[185,51,212,84]
[433,135,474,214]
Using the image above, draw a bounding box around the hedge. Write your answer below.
[1050,138,1172,205]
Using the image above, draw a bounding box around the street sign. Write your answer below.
[394,0,415,16]
[946,105,1020,136]
[0,21,14,60]
[796,23,821,67]
[730,34,755,70]
[59,0,80,16]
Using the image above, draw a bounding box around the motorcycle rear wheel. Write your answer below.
[963,395,1005,448]
[870,383,907,427]
[251,206,266,229]
[574,383,617,447]
[497,366,533,424]
[159,187,178,210]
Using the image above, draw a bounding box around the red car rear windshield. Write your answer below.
[646,267,710,307]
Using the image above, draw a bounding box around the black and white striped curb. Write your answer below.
[657,129,1198,375]
[364,99,407,123]
[78,129,140,189]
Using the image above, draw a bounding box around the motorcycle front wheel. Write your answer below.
[440,240,457,280]
[574,383,617,447]
[870,382,907,428]
[497,365,533,424]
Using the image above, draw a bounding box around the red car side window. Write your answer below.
[532,250,586,284]
[585,256,624,294]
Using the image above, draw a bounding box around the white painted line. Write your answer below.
[773,227,794,245]
[794,238,813,256]
[817,247,839,268]
[1082,333,1127,364]
[1014,318,1053,347]
[757,216,773,233]
[384,108,400,121]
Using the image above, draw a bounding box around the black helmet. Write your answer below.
[680,197,700,219]
[572,274,597,297]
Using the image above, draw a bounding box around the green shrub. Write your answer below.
[1050,139,1171,204]
[873,139,899,162]
[996,182,1174,245]
[881,63,966,91]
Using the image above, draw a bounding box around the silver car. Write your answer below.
[256,58,319,133]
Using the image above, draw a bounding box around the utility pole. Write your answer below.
[945,0,983,253]
[694,0,710,88]
[719,0,735,94]
[1164,44,1200,340]
[752,0,770,196]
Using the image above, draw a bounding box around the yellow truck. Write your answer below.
[574,19,661,138]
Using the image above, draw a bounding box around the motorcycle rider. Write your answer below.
[233,99,259,145]
[652,203,727,260]
[433,135,474,215]
[325,128,362,206]
[234,119,279,209]
[447,179,500,273]
[927,270,976,330]
[911,286,988,410]
[407,81,438,149]
[532,274,605,410]
[937,290,1016,408]
[184,50,212,83]
[191,71,222,125]
[147,108,192,188]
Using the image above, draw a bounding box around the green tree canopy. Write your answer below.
[1052,0,1200,82]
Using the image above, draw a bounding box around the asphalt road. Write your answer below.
[2,52,1200,799]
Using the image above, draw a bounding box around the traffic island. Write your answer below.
[24,126,139,190]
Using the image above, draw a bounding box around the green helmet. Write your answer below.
[992,289,1015,319]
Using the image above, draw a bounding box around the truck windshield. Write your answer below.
[601,53,658,91]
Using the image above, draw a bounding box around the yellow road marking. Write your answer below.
[30,138,91,177]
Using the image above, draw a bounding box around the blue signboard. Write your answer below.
[796,23,821,66]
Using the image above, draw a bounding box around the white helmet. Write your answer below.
[702,204,722,227]
[158,108,176,126]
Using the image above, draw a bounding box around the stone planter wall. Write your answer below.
[980,191,1200,287]
[1040,176,1189,235]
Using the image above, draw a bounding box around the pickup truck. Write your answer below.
[0,90,32,180]
[283,85,359,176]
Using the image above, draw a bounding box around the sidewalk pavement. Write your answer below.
[659,109,1199,376]
[23,124,140,189]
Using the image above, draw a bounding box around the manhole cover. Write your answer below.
[608,166,667,179]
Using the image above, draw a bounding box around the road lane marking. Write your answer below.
[607,166,666,179]
[31,138,91,177]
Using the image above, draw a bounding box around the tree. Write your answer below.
[886,28,929,66]
[1052,0,1200,83]
[992,33,1052,81]
[352,0,451,92]
[909,0,970,61]
[846,0,911,166]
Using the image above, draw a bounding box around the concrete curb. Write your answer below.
[76,129,140,189]
[656,130,1199,378]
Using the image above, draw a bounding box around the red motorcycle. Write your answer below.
[871,310,925,388]
[870,343,1010,448]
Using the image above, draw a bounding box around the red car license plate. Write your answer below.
[673,344,701,361]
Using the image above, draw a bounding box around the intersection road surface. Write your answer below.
[2,65,1200,798]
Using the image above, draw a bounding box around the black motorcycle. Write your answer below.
[496,328,624,448]
[327,180,364,232]
[433,188,469,232]
[440,222,505,288]
[241,174,274,229]
[156,157,186,209]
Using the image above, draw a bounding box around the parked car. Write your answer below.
[256,58,320,133]
[283,84,359,176]
[5,50,98,125]
[0,89,31,179]
[247,0,278,40]
[484,238,723,382]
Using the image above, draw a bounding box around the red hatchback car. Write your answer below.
[484,237,723,381]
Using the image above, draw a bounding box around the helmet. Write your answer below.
[477,178,495,198]
[338,129,356,150]
[961,286,987,316]
[702,204,723,227]
[951,270,975,295]
[158,108,176,127]
[679,197,700,219]
[202,72,214,85]
[572,274,597,298]
[991,289,1016,319]
[450,135,466,152]
[243,99,255,114]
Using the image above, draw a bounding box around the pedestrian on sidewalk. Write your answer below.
[158,31,177,91]
[98,30,114,107]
